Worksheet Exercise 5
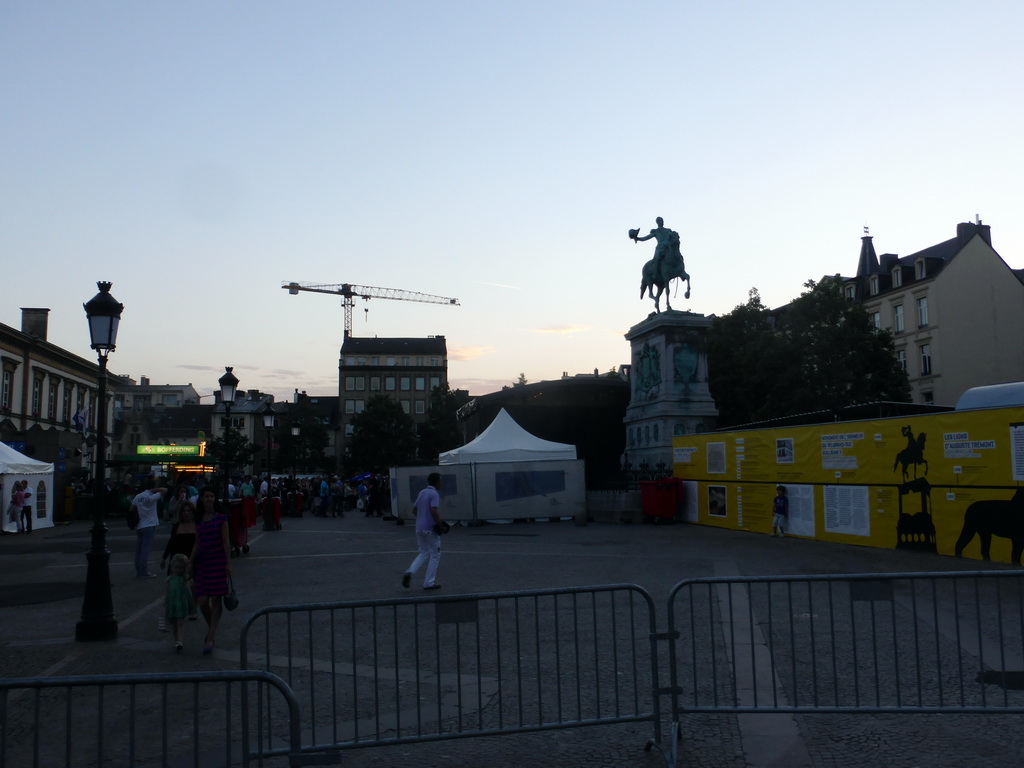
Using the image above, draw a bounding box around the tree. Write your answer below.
[274,396,332,475]
[345,395,417,473]
[708,279,910,427]
[417,385,464,462]
[205,427,256,479]
[514,373,528,387]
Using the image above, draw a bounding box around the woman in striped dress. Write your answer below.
[189,487,232,654]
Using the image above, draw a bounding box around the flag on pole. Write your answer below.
[72,407,89,432]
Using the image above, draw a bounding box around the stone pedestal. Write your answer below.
[624,311,718,471]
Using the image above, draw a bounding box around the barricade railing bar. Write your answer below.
[239,584,664,762]
[0,669,302,768]
[666,570,1024,718]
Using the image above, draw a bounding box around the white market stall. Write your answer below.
[392,409,586,522]
[1,442,55,531]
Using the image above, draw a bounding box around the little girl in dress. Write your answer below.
[165,554,195,652]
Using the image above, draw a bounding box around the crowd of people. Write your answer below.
[76,469,393,654]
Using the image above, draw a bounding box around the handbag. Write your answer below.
[223,578,239,611]
[433,521,451,535]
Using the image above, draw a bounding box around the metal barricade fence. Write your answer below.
[666,570,1024,717]
[0,670,302,768]
[239,584,664,762]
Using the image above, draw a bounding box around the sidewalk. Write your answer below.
[0,513,1019,767]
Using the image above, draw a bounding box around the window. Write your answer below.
[845,285,856,300]
[401,356,410,366]
[429,376,441,390]
[32,378,42,415]
[415,400,425,415]
[162,394,177,406]
[345,356,356,366]
[385,376,396,391]
[345,399,355,414]
[415,377,426,391]
[371,356,379,365]
[896,349,906,371]
[920,344,932,376]
[345,376,365,391]
[416,357,424,366]
[893,304,904,333]
[869,276,879,296]
[916,259,926,280]
[355,400,365,413]
[1,369,11,409]
[892,268,902,288]
[400,400,411,414]
[917,296,928,327]
[400,377,411,391]
[370,376,381,391]
[62,388,71,421]
[430,357,440,366]
[387,357,396,366]
[871,311,881,329]
[922,391,934,404]
[48,382,58,419]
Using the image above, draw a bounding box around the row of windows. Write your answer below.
[345,399,427,415]
[870,296,928,334]
[860,259,928,297]
[2,369,93,425]
[344,355,442,367]
[895,343,932,377]
[345,375,442,392]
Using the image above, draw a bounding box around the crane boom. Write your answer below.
[283,281,459,337]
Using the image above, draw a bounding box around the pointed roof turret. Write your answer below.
[856,228,880,278]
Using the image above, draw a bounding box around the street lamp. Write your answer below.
[76,281,123,642]
[261,403,276,530]
[218,367,239,505]
[290,423,300,515]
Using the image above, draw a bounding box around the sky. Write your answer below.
[2,1,1022,402]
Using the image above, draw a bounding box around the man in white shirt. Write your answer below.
[131,477,167,578]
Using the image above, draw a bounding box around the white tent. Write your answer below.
[1,441,55,531]
[439,409,577,464]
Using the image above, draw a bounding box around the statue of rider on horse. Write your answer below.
[629,217,691,313]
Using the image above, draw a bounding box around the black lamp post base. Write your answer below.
[75,616,118,642]
[76,541,118,642]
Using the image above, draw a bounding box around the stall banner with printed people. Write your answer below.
[672,406,1024,566]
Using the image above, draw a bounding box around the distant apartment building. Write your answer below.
[338,336,449,456]
[842,220,1024,406]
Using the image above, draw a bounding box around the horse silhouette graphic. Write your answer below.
[893,425,928,483]
[954,488,1024,565]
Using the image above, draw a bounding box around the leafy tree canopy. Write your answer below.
[707,279,910,427]
[417,385,465,463]
[346,395,417,474]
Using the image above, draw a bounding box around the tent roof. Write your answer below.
[439,409,577,464]
[0,442,54,474]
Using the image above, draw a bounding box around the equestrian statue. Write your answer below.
[629,217,691,312]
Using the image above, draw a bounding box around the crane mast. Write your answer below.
[283,281,459,337]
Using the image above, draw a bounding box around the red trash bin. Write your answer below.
[241,495,257,528]
[641,478,682,523]
[261,497,282,530]
[227,499,249,555]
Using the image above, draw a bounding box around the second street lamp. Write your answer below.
[218,367,239,505]
[76,281,123,642]
[261,403,277,530]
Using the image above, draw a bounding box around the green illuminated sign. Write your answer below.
[136,445,201,456]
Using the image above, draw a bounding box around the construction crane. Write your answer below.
[282,281,460,338]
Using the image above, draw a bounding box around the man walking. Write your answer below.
[132,477,167,578]
[401,472,443,591]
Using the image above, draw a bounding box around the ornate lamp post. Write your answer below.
[261,403,276,530]
[76,281,123,642]
[218,367,239,506]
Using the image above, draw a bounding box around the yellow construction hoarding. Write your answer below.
[673,407,1024,566]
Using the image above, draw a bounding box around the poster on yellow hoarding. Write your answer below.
[673,407,1024,566]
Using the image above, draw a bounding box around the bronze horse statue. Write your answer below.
[631,221,691,313]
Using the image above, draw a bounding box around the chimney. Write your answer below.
[957,220,992,247]
[20,308,50,340]
[140,376,150,386]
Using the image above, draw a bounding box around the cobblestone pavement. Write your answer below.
[1,512,1021,767]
